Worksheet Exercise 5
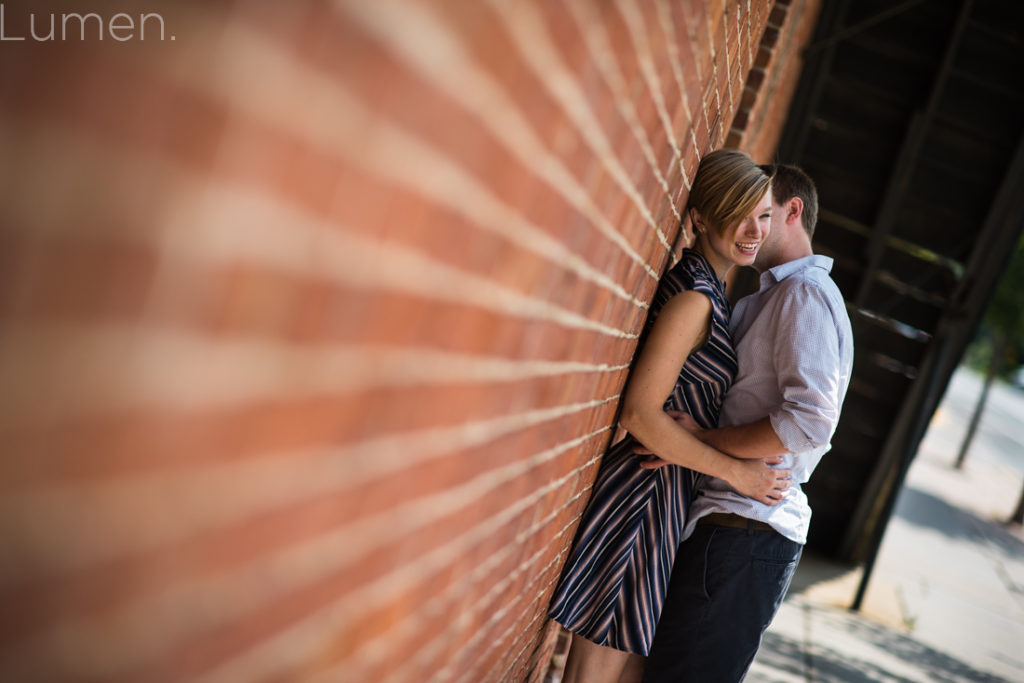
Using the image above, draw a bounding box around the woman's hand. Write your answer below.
[728,458,791,505]
[628,408,791,503]
[639,451,791,505]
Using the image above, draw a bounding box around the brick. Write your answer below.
[732,108,751,131]
[0,0,819,679]
[769,5,789,28]
[747,66,766,89]
[0,235,158,324]
[741,83,759,110]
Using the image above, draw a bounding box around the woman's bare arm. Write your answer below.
[618,292,789,504]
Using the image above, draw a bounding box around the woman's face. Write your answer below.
[705,190,772,270]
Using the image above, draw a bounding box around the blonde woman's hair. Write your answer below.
[687,149,772,235]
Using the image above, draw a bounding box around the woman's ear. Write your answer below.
[689,208,705,234]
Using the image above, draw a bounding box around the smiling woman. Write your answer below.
[547,150,786,683]
[0,5,171,41]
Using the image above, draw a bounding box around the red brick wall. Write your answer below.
[0,2,816,681]
[727,0,823,162]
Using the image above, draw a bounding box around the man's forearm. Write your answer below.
[699,417,787,459]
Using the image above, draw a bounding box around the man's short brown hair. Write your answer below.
[759,163,818,239]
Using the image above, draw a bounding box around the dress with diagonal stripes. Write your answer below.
[547,248,737,655]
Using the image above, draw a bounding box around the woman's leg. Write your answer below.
[560,634,637,683]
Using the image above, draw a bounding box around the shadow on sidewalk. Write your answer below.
[752,603,1011,683]
[895,486,1024,558]
[784,550,855,599]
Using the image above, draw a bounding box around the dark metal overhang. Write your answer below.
[772,0,1024,568]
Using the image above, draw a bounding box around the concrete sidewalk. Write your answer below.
[749,380,1024,682]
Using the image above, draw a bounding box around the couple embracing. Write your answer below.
[549,151,854,683]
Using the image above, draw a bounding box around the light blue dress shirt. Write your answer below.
[688,254,855,543]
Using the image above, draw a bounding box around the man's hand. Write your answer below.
[667,410,702,435]
[633,410,702,469]
[637,455,671,470]
[632,409,700,464]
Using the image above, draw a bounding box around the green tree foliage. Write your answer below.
[956,232,1024,471]
[964,232,1024,378]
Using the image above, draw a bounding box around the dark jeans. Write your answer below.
[642,520,802,682]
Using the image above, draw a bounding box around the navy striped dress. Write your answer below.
[548,248,738,655]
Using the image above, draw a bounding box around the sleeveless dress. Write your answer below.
[547,248,738,655]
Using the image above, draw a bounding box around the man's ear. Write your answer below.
[787,197,804,225]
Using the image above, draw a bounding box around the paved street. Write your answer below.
[749,367,1024,682]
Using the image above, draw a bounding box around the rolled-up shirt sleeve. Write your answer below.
[702,255,854,542]
[767,282,845,454]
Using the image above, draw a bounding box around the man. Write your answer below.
[640,164,854,682]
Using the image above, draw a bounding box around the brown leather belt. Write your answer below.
[698,512,774,532]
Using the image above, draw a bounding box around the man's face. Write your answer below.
[753,199,787,271]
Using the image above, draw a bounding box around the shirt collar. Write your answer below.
[760,254,834,287]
